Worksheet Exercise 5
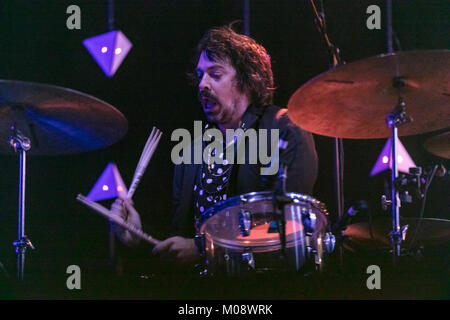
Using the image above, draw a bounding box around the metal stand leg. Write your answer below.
[386,97,411,265]
[390,125,401,264]
[16,248,25,281]
[10,127,34,280]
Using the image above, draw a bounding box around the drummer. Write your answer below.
[112,24,318,266]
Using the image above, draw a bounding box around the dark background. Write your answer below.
[0,0,448,298]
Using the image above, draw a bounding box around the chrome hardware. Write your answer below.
[241,248,255,270]
[381,195,392,211]
[401,224,409,241]
[239,209,251,237]
[323,232,336,254]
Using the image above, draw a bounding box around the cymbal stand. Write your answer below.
[385,96,411,264]
[9,126,35,280]
[309,0,344,217]
[309,0,345,269]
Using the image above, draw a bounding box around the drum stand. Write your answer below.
[273,164,292,269]
[9,126,35,280]
[384,96,411,265]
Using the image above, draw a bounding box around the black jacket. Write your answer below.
[171,104,318,237]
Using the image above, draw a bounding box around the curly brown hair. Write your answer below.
[190,25,275,106]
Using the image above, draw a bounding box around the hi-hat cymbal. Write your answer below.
[0,80,128,155]
[288,50,450,139]
[424,131,450,159]
[344,217,450,248]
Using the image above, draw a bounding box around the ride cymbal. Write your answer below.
[288,50,450,139]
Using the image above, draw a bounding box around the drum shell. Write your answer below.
[197,192,329,276]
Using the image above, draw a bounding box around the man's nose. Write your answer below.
[199,74,211,91]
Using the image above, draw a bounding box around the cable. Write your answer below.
[106,0,115,31]
[407,165,438,249]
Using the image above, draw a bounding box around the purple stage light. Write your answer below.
[370,136,416,176]
[87,162,128,201]
[83,30,132,77]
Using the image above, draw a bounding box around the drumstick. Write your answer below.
[136,127,158,175]
[76,194,160,246]
[130,129,162,197]
[130,128,158,192]
[132,127,158,184]
[128,127,162,199]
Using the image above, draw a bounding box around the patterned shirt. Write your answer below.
[193,122,240,220]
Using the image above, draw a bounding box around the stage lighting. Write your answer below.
[370,137,416,176]
[83,30,132,77]
[87,162,128,201]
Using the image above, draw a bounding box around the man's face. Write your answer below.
[196,51,249,126]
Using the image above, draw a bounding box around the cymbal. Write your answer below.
[0,80,128,155]
[424,131,450,159]
[344,217,450,248]
[288,50,450,139]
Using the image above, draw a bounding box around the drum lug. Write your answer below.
[239,209,252,237]
[309,212,317,231]
[306,246,314,258]
[302,211,316,234]
[322,232,336,254]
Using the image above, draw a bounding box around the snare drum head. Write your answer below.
[198,191,328,252]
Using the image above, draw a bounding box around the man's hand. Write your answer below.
[152,236,200,265]
[110,198,142,247]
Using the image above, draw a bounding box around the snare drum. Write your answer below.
[196,191,332,276]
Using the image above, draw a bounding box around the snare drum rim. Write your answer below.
[196,190,327,232]
[202,229,305,252]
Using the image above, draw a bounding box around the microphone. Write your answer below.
[420,164,449,192]
[436,164,449,180]
[329,200,368,233]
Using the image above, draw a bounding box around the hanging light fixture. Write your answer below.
[83,0,132,77]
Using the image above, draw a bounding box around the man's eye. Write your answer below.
[210,73,221,79]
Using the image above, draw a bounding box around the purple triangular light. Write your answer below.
[370,137,416,176]
[83,31,116,77]
[111,31,132,75]
[86,162,128,201]
[83,30,132,77]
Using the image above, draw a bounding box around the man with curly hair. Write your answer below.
[113,25,318,266]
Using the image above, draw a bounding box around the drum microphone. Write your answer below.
[436,164,449,180]
[329,200,368,233]
[419,164,449,193]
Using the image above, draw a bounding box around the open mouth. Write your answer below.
[201,97,218,113]
[199,91,219,113]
